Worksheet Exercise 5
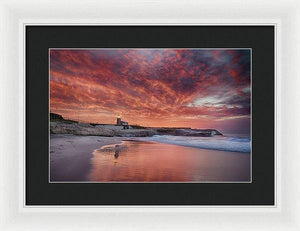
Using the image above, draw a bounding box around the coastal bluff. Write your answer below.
[50,122,157,137]
[50,113,223,137]
[50,122,223,137]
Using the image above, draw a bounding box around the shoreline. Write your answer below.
[50,134,250,182]
[134,136,250,153]
[50,121,223,137]
[50,134,126,181]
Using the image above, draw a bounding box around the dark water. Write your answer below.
[88,140,250,182]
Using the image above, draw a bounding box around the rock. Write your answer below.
[50,122,222,137]
[114,129,158,137]
[50,113,64,120]
[158,128,223,137]
[50,122,114,137]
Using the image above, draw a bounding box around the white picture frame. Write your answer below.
[0,0,299,230]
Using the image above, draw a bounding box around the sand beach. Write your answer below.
[50,134,250,182]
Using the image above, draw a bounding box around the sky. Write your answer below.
[50,49,251,135]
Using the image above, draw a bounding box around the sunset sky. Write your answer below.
[50,49,251,135]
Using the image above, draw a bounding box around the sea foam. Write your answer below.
[144,135,251,153]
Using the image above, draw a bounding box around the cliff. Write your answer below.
[50,122,158,137]
[50,121,223,137]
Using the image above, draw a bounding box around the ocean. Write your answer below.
[142,134,251,153]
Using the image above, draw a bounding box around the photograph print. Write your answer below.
[50,48,251,182]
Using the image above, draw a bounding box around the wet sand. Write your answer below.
[50,135,250,182]
[50,134,124,181]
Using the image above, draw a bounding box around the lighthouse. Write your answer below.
[116,114,122,125]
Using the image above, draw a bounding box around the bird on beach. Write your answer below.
[114,145,120,159]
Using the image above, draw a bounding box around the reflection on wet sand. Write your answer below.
[114,145,120,159]
[88,140,250,182]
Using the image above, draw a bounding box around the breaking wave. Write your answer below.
[145,135,251,153]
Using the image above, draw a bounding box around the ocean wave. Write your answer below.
[144,135,251,153]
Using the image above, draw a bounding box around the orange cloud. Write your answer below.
[50,49,251,134]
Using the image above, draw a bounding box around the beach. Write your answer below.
[50,134,124,181]
[50,134,250,182]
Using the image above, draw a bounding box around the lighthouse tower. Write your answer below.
[116,114,122,125]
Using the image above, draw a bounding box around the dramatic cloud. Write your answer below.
[50,49,251,135]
